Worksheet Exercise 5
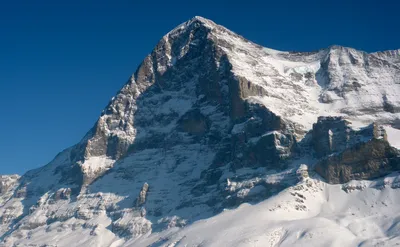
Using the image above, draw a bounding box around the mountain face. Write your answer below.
[1,16,400,246]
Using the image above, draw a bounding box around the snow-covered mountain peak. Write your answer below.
[173,16,217,31]
[1,17,400,247]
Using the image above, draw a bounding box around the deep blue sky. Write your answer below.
[1,0,399,175]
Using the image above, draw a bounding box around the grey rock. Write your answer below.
[296,164,309,181]
[177,109,210,136]
[54,188,72,201]
[312,116,353,158]
[312,117,399,183]
[0,175,19,195]
[315,138,400,184]
[136,183,149,207]
[312,116,387,158]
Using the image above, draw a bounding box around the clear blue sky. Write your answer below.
[1,0,399,175]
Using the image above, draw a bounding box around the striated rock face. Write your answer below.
[313,118,399,183]
[230,103,296,169]
[312,116,389,156]
[315,138,400,184]
[312,116,353,158]
[1,16,400,246]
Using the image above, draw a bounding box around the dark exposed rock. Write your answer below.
[250,131,294,167]
[228,76,269,120]
[136,183,149,207]
[312,116,387,158]
[230,103,296,169]
[312,117,398,183]
[177,109,210,136]
[312,116,353,158]
[319,93,334,104]
[315,138,400,184]
[383,94,399,113]
[54,188,72,201]
[14,186,27,198]
[127,132,168,153]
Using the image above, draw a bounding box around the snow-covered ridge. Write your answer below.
[209,30,400,131]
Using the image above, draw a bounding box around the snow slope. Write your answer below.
[8,175,400,247]
[214,32,400,131]
[126,175,400,247]
[385,126,400,149]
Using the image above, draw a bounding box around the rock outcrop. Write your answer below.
[315,138,400,184]
[314,118,400,183]
[136,183,149,207]
[0,175,19,195]
[54,188,72,200]
[312,116,353,158]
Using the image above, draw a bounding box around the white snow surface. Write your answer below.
[79,156,115,176]
[212,31,400,131]
[7,176,400,247]
[128,176,400,247]
[385,125,400,149]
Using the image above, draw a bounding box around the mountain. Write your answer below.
[1,16,400,246]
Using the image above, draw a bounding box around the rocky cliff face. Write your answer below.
[315,138,400,184]
[313,117,400,183]
[1,16,400,246]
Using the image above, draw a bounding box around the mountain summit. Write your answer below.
[1,16,400,246]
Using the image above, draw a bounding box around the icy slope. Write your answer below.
[9,174,400,247]
[127,175,400,247]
